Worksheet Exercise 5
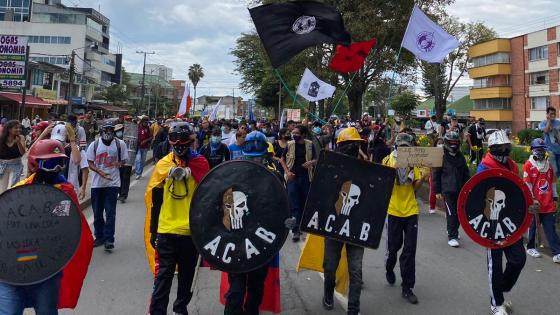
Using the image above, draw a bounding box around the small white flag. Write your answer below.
[401,6,460,63]
[296,68,336,102]
[177,83,190,117]
[209,97,222,121]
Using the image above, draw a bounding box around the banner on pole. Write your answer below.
[0,35,28,88]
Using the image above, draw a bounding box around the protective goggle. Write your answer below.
[168,132,192,144]
[38,157,66,172]
[242,140,268,155]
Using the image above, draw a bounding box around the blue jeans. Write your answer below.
[287,175,310,233]
[527,212,560,256]
[0,273,61,315]
[135,148,148,176]
[91,187,119,243]
[547,152,560,176]
[0,159,23,194]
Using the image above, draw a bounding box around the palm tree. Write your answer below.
[188,64,204,114]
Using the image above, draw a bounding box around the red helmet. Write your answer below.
[28,139,67,173]
[32,121,50,131]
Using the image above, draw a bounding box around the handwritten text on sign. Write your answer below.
[396,147,443,168]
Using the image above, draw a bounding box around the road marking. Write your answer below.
[85,164,156,226]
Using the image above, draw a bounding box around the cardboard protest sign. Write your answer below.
[0,184,82,285]
[190,160,289,273]
[395,146,443,168]
[300,151,396,249]
[458,169,532,249]
[123,122,138,164]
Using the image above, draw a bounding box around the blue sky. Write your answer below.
[65,0,559,99]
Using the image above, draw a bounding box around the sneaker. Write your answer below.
[135,175,141,180]
[429,208,436,214]
[322,295,334,310]
[526,248,542,258]
[93,238,105,247]
[503,301,513,313]
[553,254,560,263]
[292,232,301,242]
[386,270,396,285]
[401,289,418,304]
[104,242,114,252]
[490,305,508,315]
[448,239,460,248]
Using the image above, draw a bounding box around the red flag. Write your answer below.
[329,39,376,73]
[186,95,192,113]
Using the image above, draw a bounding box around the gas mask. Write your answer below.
[336,142,360,157]
[167,166,191,199]
[532,149,546,161]
[172,143,193,161]
[115,130,124,139]
[490,144,512,163]
[101,128,114,145]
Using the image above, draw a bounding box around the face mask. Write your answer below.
[102,130,114,144]
[532,149,546,161]
[173,144,192,161]
[115,130,123,139]
[336,142,359,157]
[261,128,268,133]
[34,169,61,184]
[490,145,511,163]
[292,135,302,142]
[313,127,321,135]
[211,136,221,144]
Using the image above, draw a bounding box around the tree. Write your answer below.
[188,64,204,111]
[390,91,419,117]
[421,20,497,120]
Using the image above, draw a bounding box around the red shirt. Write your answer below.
[137,125,151,149]
[523,161,556,213]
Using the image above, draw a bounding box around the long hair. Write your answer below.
[0,120,20,145]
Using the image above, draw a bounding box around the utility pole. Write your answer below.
[136,50,155,115]
[232,88,235,120]
[18,45,30,120]
[65,50,76,115]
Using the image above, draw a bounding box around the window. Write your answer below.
[31,68,44,86]
[530,71,548,85]
[531,96,550,110]
[474,99,511,110]
[529,45,548,61]
[474,78,489,88]
[471,53,511,67]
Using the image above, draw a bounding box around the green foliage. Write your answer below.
[188,64,204,88]
[517,129,544,145]
[510,146,531,164]
[390,91,419,117]
[102,84,128,105]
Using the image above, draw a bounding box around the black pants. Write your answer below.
[224,265,269,315]
[119,165,132,200]
[443,192,460,240]
[385,214,418,290]
[487,239,526,307]
[323,238,364,315]
[149,234,198,315]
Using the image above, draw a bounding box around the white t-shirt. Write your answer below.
[86,139,128,188]
[221,131,235,145]
[76,125,87,150]
[67,149,88,195]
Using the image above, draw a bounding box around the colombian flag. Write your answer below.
[16,249,38,262]
[219,255,281,313]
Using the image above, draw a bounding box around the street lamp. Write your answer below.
[66,42,98,115]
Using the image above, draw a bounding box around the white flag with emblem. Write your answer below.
[296,68,336,102]
[401,6,460,63]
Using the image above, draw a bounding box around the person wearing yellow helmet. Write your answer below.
[336,127,367,159]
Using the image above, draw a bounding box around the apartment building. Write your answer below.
[468,26,560,133]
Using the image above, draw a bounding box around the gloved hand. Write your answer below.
[150,234,157,249]
[284,217,297,230]
[168,166,191,181]
[528,200,541,214]
[65,123,76,142]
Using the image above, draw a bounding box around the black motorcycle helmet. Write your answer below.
[443,131,460,155]
[168,122,195,160]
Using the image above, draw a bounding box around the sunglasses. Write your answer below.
[168,132,192,144]
[38,157,66,172]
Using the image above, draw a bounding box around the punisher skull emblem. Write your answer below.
[222,188,249,231]
[484,187,506,221]
[335,181,361,216]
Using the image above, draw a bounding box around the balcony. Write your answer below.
[470,86,513,100]
[529,110,546,122]
[528,84,550,97]
[469,39,511,59]
[470,109,512,122]
[468,64,511,79]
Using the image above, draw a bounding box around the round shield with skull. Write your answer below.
[458,169,532,249]
[190,160,289,273]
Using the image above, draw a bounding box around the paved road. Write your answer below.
[30,165,559,315]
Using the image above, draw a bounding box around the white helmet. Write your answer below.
[488,130,511,147]
[50,123,67,143]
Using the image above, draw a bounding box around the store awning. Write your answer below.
[0,92,52,108]
[42,99,69,105]
[88,103,128,113]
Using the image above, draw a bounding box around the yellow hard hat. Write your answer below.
[267,142,275,155]
[336,127,364,144]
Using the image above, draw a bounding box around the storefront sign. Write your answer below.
[0,184,82,285]
[34,88,57,100]
[301,151,396,249]
[190,160,289,273]
[458,169,532,249]
[0,35,28,88]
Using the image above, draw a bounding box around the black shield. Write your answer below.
[301,150,396,249]
[190,160,289,273]
[0,184,82,285]
[458,169,532,249]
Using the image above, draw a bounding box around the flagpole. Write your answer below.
[386,46,403,111]
[273,68,326,124]
[329,71,358,118]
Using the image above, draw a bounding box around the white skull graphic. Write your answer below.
[488,189,506,221]
[228,191,249,230]
[340,183,361,216]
